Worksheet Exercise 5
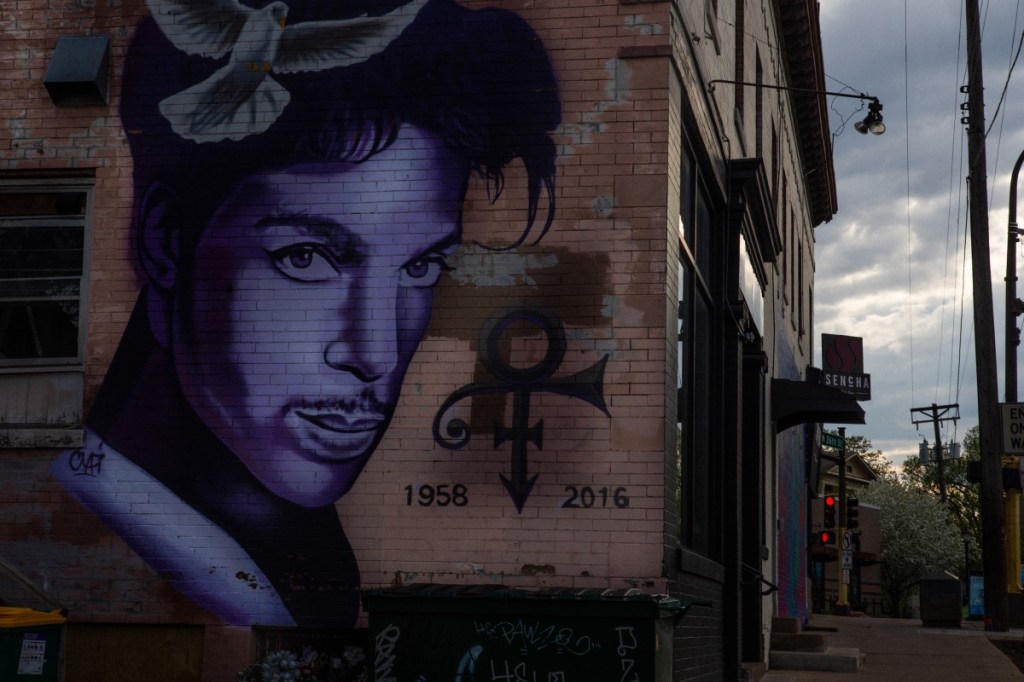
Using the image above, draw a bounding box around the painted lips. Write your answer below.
[296,410,385,434]
[292,410,387,462]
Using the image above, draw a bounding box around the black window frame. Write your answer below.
[676,132,723,559]
[0,178,93,368]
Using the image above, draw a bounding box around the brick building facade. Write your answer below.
[0,0,857,679]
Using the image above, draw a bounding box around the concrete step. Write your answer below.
[772,617,802,634]
[768,646,864,673]
[770,632,827,652]
[740,661,767,681]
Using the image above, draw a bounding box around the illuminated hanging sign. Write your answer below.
[821,334,871,401]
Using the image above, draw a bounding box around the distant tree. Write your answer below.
[901,426,981,570]
[823,430,896,481]
[858,479,965,617]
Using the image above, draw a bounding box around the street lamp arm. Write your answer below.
[1006,148,1024,407]
[1008,148,1024,228]
[709,79,885,136]
[707,79,881,106]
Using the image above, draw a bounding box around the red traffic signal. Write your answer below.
[823,495,837,529]
[817,530,835,545]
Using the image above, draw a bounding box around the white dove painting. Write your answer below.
[146,0,428,142]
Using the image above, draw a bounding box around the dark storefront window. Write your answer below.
[677,137,717,557]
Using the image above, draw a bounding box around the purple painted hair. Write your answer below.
[120,0,561,254]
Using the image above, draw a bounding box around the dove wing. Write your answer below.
[159,64,291,142]
[274,0,427,73]
[146,0,251,58]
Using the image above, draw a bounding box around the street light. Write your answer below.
[708,79,886,137]
[853,100,885,135]
[1006,149,1024,403]
[1006,148,1024,596]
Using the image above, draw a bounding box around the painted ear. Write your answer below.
[137,183,182,349]
[138,182,181,291]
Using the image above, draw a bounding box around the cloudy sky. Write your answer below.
[816,0,1024,466]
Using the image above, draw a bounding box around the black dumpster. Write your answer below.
[919,571,961,628]
[363,584,701,681]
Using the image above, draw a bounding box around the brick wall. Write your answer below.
[0,0,686,670]
[0,0,833,678]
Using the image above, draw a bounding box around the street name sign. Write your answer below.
[821,432,845,450]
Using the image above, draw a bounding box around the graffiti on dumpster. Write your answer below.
[472,619,599,657]
[367,607,660,681]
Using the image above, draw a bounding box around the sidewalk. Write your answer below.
[762,614,1024,681]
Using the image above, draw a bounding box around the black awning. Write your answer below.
[771,378,865,432]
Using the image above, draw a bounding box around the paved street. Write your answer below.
[762,614,1024,681]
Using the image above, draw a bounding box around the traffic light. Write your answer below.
[846,497,860,529]
[817,530,836,545]
[823,495,837,529]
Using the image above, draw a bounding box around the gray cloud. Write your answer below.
[817,0,1024,465]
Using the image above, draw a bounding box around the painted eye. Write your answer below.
[400,254,452,287]
[267,243,340,282]
[287,249,313,268]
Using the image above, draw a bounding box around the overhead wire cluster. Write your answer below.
[932,0,1022,446]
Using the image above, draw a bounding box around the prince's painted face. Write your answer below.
[169,126,465,507]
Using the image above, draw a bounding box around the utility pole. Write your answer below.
[910,403,959,503]
[836,427,849,614]
[1007,150,1024,407]
[819,428,851,613]
[965,0,1009,631]
[1005,150,1024,593]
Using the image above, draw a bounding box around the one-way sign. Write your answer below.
[1002,403,1024,454]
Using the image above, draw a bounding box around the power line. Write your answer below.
[955,177,971,403]
[905,0,916,406]
[946,7,968,407]
[984,29,1023,139]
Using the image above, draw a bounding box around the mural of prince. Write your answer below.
[52,0,559,628]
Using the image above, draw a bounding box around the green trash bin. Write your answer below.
[0,607,65,681]
[363,584,704,681]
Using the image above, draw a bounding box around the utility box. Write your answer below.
[363,584,698,681]
[919,571,961,628]
[0,607,66,681]
[43,35,111,106]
